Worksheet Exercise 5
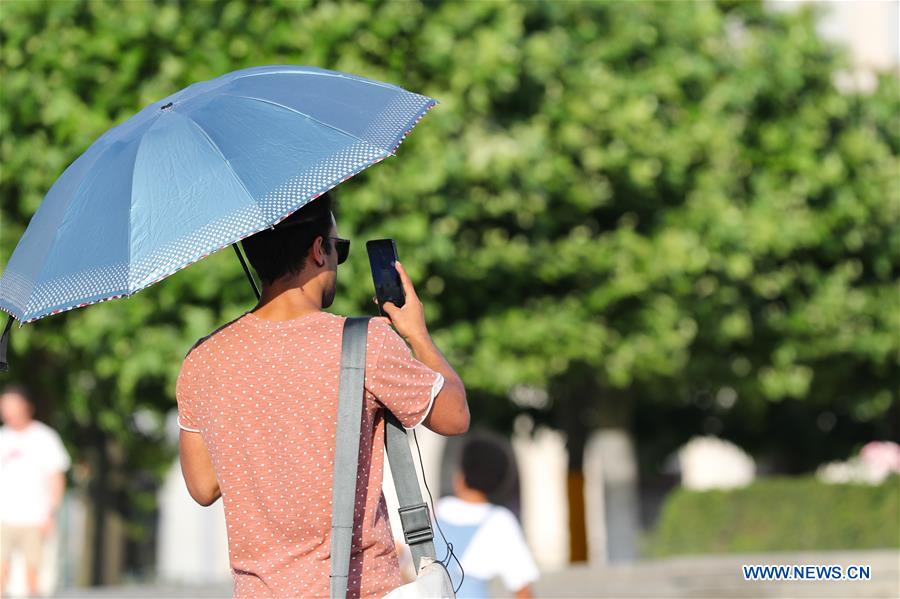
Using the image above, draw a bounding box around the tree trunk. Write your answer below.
[566,469,588,562]
[89,428,108,586]
[559,370,590,563]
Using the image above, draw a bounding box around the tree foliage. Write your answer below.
[0,0,897,525]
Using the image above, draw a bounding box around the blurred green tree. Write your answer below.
[1,0,897,573]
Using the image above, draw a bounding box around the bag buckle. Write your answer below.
[398,502,434,545]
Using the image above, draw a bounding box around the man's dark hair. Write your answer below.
[242,192,334,286]
[460,437,511,496]
[1,382,35,407]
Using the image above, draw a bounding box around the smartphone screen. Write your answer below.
[366,239,405,316]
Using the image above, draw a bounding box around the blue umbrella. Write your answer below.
[0,65,437,370]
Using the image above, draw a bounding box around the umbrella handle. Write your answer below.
[232,243,260,300]
[0,314,14,372]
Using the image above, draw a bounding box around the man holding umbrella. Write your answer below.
[0,64,457,598]
[176,191,469,598]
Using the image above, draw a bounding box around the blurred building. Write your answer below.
[678,437,756,491]
[156,458,231,583]
[771,0,899,91]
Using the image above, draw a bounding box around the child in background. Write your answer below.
[434,436,539,598]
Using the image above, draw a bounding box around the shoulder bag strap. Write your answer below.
[385,413,437,572]
[330,316,370,599]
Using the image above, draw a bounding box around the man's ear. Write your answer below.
[312,236,326,268]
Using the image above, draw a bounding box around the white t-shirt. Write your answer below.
[0,421,71,526]
[435,496,539,592]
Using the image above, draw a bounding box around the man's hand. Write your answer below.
[379,261,430,344]
[375,260,470,436]
[39,516,55,537]
[43,471,65,537]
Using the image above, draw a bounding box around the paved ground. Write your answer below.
[53,549,899,598]
[527,550,900,598]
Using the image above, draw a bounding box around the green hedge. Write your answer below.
[648,476,900,556]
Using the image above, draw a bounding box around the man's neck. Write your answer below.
[455,488,489,504]
[8,420,34,432]
[253,280,322,320]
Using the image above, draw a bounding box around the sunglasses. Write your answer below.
[329,237,350,265]
[272,219,349,265]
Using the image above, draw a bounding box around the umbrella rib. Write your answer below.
[20,137,121,319]
[180,113,266,222]
[224,93,389,157]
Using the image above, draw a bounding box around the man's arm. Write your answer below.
[40,471,66,536]
[179,430,221,506]
[381,261,469,436]
[48,471,65,511]
[406,334,469,435]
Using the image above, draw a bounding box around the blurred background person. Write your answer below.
[0,384,70,597]
[434,435,538,598]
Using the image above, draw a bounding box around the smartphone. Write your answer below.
[366,239,405,317]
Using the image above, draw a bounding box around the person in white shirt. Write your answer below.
[434,436,539,598]
[0,384,71,597]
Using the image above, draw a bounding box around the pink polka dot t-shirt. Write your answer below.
[175,310,444,598]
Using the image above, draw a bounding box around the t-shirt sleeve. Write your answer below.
[365,317,444,430]
[44,429,71,473]
[175,350,201,433]
[492,509,540,591]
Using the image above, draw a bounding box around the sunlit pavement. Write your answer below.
[54,550,899,598]
[526,550,900,598]
[57,584,232,598]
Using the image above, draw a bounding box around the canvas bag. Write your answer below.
[330,317,455,599]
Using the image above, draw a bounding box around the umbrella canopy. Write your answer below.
[0,65,435,325]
